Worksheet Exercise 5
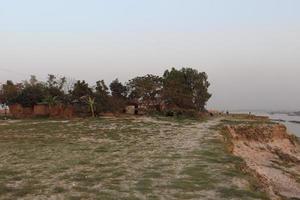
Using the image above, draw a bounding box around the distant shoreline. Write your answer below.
[232,111,300,137]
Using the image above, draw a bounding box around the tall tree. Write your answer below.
[0,81,23,105]
[82,96,96,117]
[16,78,46,107]
[95,80,110,113]
[162,68,211,111]
[181,68,211,111]
[162,68,194,109]
[109,79,128,112]
[70,80,93,100]
[127,74,163,107]
[45,74,66,100]
[109,79,127,99]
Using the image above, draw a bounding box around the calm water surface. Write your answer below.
[235,111,300,137]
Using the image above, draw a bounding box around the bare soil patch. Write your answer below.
[224,117,300,200]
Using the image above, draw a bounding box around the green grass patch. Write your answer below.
[218,187,269,199]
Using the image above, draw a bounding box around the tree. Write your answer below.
[181,68,211,111]
[109,79,127,99]
[83,96,96,117]
[43,96,58,107]
[0,81,23,105]
[16,80,46,107]
[45,74,66,98]
[69,80,94,115]
[0,68,211,116]
[95,80,110,113]
[127,74,163,107]
[16,84,46,107]
[109,79,128,112]
[70,80,93,100]
[162,68,194,109]
[162,68,211,111]
[95,80,109,97]
[63,77,76,94]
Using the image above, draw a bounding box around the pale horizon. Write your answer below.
[1,0,300,111]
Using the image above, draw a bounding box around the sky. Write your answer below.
[0,0,299,111]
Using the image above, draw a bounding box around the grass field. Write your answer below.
[0,116,268,200]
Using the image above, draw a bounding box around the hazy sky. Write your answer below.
[0,0,299,111]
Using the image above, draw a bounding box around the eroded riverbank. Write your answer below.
[222,115,300,200]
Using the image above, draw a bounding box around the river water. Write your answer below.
[234,111,300,137]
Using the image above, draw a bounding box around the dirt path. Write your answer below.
[0,117,267,199]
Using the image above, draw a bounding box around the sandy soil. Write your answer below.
[226,124,300,200]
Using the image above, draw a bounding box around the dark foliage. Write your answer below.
[95,80,110,113]
[127,74,163,106]
[163,68,211,111]
[0,67,211,115]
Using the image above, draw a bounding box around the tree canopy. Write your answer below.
[127,74,163,106]
[0,67,211,115]
[163,68,211,111]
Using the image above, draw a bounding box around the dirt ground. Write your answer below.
[0,116,268,200]
[225,121,300,199]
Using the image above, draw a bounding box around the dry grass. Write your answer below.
[0,116,268,199]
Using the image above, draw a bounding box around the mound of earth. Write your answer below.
[226,124,300,199]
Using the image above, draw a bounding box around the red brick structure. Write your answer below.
[9,103,74,119]
[49,105,63,117]
[34,104,49,116]
[49,105,74,118]
[62,106,74,118]
[9,104,33,118]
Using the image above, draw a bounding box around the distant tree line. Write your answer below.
[0,67,211,116]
